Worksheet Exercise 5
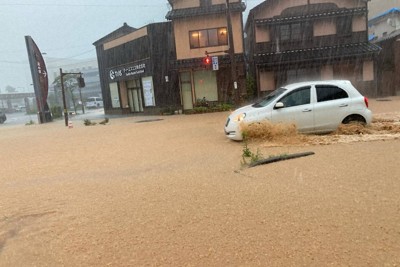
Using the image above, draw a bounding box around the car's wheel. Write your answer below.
[342,115,366,125]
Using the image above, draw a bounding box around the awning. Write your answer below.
[254,42,381,66]
[255,7,367,25]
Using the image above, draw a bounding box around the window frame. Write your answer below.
[278,22,312,43]
[316,85,349,103]
[189,27,228,49]
[277,86,311,108]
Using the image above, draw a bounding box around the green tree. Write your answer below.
[245,75,257,101]
[5,85,16,93]
[52,74,79,114]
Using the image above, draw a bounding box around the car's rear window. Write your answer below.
[316,85,348,102]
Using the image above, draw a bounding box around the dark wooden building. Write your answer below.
[245,0,381,97]
[93,22,180,115]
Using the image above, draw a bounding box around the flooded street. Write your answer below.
[1,108,105,127]
[1,98,399,266]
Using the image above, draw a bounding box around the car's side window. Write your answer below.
[279,86,311,108]
[316,85,348,102]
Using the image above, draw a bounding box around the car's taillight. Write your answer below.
[364,97,369,108]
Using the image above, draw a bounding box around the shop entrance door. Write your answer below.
[193,70,218,101]
[127,79,144,113]
[180,72,193,110]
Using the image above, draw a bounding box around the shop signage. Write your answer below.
[25,35,52,123]
[142,76,155,107]
[109,63,146,80]
[212,56,219,71]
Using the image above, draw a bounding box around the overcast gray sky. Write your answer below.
[0,0,264,92]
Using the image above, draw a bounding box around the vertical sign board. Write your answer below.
[142,76,155,107]
[212,56,219,71]
[25,36,52,123]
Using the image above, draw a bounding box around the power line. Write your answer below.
[0,3,162,7]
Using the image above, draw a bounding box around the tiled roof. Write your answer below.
[254,42,381,65]
[256,7,367,25]
[166,2,246,20]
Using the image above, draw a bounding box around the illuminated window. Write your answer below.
[189,27,228,49]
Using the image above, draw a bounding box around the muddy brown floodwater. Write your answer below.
[1,97,399,266]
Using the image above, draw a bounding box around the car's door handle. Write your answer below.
[339,104,348,107]
[302,109,312,112]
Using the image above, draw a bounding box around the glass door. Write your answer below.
[126,79,144,113]
[180,72,193,110]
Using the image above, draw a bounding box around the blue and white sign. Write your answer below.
[212,56,219,71]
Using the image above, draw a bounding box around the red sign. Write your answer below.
[25,36,50,121]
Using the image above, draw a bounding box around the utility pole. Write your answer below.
[60,68,69,127]
[226,0,238,104]
[60,68,85,127]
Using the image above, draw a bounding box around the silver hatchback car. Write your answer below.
[225,80,372,141]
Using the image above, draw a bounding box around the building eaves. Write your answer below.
[170,53,245,69]
[93,23,137,46]
[256,7,367,25]
[165,2,245,20]
[254,42,381,65]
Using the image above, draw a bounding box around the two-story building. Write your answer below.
[369,8,400,96]
[93,22,180,115]
[166,0,247,110]
[369,8,400,40]
[245,0,381,97]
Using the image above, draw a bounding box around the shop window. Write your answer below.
[142,76,155,107]
[190,27,228,49]
[109,82,120,108]
[193,70,218,101]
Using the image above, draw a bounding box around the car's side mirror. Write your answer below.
[274,102,284,109]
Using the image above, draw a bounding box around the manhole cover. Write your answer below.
[135,118,164,123]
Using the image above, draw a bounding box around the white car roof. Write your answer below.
[282,80,352,90]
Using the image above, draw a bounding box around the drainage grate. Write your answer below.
[135,118,164,123]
